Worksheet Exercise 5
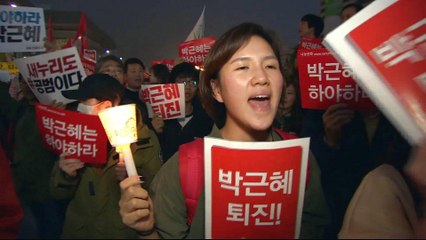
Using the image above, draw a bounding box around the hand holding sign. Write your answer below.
[322,103,355,148]
[151,112,164,133]
[58,152,85,177]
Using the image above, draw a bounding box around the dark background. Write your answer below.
[28,0,320,64]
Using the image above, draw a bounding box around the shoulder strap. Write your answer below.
[274,128,299,140]
[274,128,311,187]
[179,138,204,225]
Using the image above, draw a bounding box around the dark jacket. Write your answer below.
[301,109,411,238]
[0,82,58,203]
[50,123,162,238]
[159,99,214,161]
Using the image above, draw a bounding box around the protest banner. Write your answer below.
[140,83,185,119]
[35,103,108,164]
[14,47,86,105]
[204,137,310,239]
[298,48,374,110]
[179,37,215,67]
[323,0,425,145]
[0,5,46,52]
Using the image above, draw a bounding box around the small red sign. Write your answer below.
[298,48,375,110]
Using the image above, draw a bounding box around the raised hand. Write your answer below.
[322,103,354,148]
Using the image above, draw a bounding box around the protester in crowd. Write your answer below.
[340,3,363,23]
[338,164,419,238]
[148,63,170,84]
[298,13,324,39]
[338,139,426,238]
[118,22,330,239]
[274,78,303,136]
[95,54,125,84]
[122,57,153,129]
[50,74,162,238]
[287,13,325,76]
[405,139,426,238]
[154,62,214,162]
[0,144,23,239]
[145,63,170,139]
[0,74,67,239]
[299,3,412,238]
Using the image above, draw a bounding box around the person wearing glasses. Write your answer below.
[154,62,214,162]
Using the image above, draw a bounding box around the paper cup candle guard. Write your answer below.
[98,104,138,176]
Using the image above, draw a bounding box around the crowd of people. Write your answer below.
[0,2,425,239]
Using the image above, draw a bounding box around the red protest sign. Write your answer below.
[323,0,425,144]
[205,137,310,239]
[347,0,426,132]
[140,83,185,119]
[151,59,175,71]
[297,37,324,50]
[35,103,108,164]
[178,36,215,67]
[298,48,375,110]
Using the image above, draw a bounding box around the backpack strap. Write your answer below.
[274,128,311,187]
[178,138,204,225]
[274,128,299,141]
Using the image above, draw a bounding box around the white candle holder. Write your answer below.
[98,104,138,176]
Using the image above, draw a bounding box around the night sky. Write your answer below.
[29,0,320,65]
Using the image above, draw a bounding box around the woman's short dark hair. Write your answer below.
[199,22,285,129]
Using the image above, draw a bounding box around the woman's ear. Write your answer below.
[210,79,224,103]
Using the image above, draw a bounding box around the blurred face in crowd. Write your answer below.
[149,70,160,84]
[298,21,314,38]
[211,36,283,137]
[18,76,35,101]
[341,5,359,23]
[98,60,125,84]
[278,83,296,116]
[175,75,197,103]
[126,63,145,90]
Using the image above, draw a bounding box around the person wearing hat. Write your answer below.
[50,73,162,239]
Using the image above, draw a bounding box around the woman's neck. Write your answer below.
[220,122,272,142]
